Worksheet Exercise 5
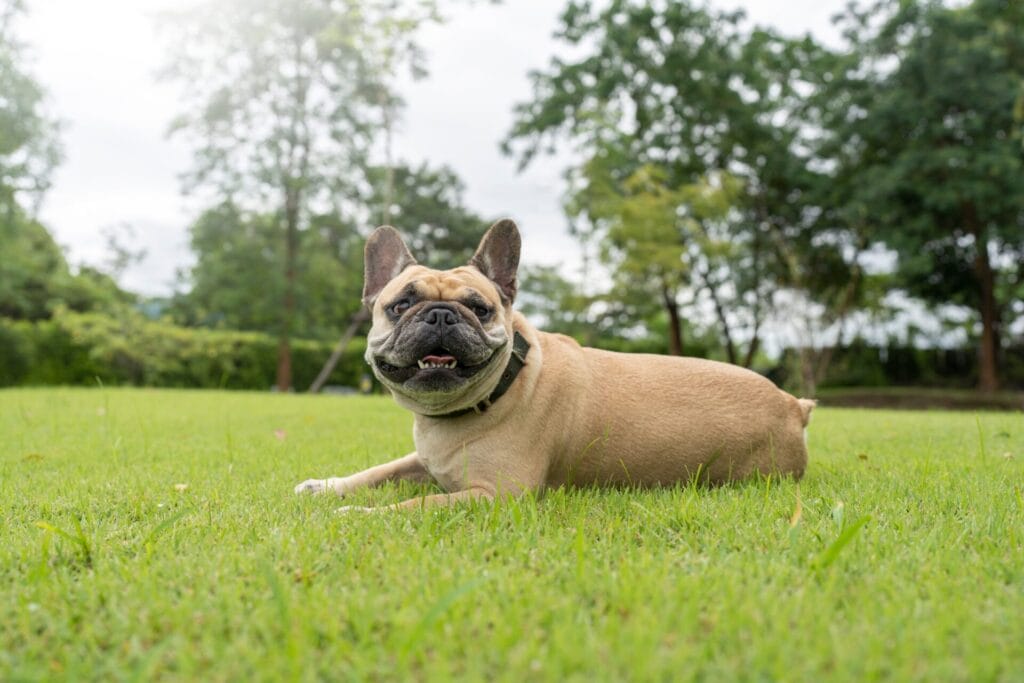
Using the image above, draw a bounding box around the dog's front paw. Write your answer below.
[296,479,344,493]
[294,478,328,495]
[294,477,351,496]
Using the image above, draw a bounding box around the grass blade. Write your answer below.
[815,515,871,570]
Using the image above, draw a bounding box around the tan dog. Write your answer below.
[295,220,814,510]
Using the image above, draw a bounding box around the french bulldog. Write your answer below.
[295,220,814,510]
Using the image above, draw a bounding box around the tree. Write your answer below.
[306,162,488,391]
[517,263,717,356]
[366,162,489,267]
[159,0,438,390]
[173,201,363,339]
[173,160,488,390]
[504,1,848,370]
[832,0,1024,391]
[0,214,69,319]
[0,212,136,319]
[518,265,587,335]
[0,0,61,216]
[0,2,130,319]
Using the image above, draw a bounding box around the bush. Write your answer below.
[0,310,367,390]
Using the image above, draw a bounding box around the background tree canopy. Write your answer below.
[1,0,130,321]
[171,161,486,340]
[0,0,61,215]
[1,0,1022,395]
[821,0,1024,391]
[505,0,1024,392]
[159,0,447,390]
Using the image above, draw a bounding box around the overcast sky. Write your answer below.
[21,0,847,297]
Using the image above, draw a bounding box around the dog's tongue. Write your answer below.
[421,354,456,364]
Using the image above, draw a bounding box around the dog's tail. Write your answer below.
[797,398,817,428]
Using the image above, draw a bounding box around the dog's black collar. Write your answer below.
[431,331,531,419]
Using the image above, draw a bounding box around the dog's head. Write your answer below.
[362,220,521,416]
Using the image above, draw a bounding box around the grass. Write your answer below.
[1,387,1022,682]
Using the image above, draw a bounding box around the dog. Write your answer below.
[295,220,814,510]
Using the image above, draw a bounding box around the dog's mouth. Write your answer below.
[375,345,499,385]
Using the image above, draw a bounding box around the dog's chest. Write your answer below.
[418,446,472,492]
[413,426,485,492]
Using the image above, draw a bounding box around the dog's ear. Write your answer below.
[470,219,521,303]
[363,226,417,306]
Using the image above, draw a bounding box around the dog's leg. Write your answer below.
[338,486,494,513]
[293,452,431,496]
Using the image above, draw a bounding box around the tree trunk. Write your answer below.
[806,239,865,395]
[741,334,760,369]
[699,268,737,365]
[799,347,817,397]
[275,29,310,394]
[276,191,299,392]
[661,284,683,356]
[965,203,1000,392]
[742,216,763,370]
[974,244,1000,393]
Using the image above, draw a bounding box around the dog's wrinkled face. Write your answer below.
[362,220,521,415]
[370,266,510,394]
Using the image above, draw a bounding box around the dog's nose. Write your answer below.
[422,303,459,327]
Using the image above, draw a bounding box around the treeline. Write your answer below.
[2,0,495,392]
[506,0,1024,393]
[2,0,1023,395]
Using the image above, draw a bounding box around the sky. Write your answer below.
[20,0,848,297]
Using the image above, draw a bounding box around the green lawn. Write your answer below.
[1,388,1022,681]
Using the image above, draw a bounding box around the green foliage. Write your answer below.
[0,310,367,389]
[160,0,404,203]
[506,0,1023,389]
[0,0,62,214]
[835,0,1024,278]
[172,162,486,340]
[0,211,135,320]
[171,202,364,339]
[518,264,594,339]
[506,0,861,366]
[578,162,694,282]
[823,0,1024,389]
[518,264,720,357]
[1,2,132,325]
[0,212,70,319]
[0,316,97,386]
[159,0,445,388]
[367,162,489,268]
[2,389,1023,679]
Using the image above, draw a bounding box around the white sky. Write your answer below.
[21,0,847,297]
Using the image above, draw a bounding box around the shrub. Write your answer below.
[0,310,367,390]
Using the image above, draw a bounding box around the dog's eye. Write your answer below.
[473,305,492,320]
[390,300,411,315]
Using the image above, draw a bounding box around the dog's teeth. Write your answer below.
[417,359,456,369]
